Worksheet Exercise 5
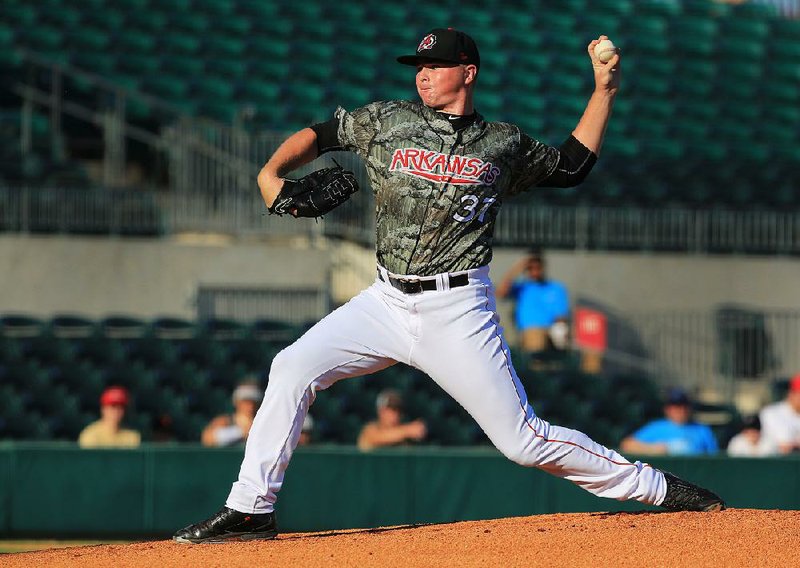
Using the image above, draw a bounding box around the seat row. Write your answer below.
[1,313,675,446]
[2,0,798,151]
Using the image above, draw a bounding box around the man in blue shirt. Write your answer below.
[497,248,570,353]
[621,388,718,456]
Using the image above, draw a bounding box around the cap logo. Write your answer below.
[417,33,436,52]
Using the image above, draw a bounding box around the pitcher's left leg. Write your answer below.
[412,278,665,505]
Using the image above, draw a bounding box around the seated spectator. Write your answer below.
[357,389,427,451]
[620,388,718,456]
[151,412,176,443]
[298,414,314,446]
[759,374,800,455]
[78,386,141,448]
[727,415,771,457]
[202,381,264,447]
[496,248,570,354]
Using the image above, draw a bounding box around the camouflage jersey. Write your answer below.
[334,100,560,276]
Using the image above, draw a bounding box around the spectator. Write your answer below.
[727,415,771,457]
[298,414,314,446]
[759,374,800,455]
[151,412,176,443]
[357,389,426,451]
[496,248,570,354]
[78,386,141,448]
[620,388,718,456]
[202,382,264,447]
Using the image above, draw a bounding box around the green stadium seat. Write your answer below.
[128,336,179,368]
[71,52,116,76]
[731,2,779,18]
[81,6,124,31]
[65,29,110,52]
[623,14,668,37]
[160,55,205,77]
[1,314,44,337]
[151,316,194,339]
[717,41,765,67]
[49,316,95,352]
[591,0,633,14]
[5,359,51,396]
[142,75,189,99]
[1,4,38,27]
[159,33,201,55]
[101,315,148,339]
[771,19,800,45]
[118,53,161,76]
[0,383,25,415]
[115,30,156,53]
[195,386,232,417]
[193,77,236,100]
[5,410,53,440]
[126,11,168,32]
[195,101,238,124]
[241,78,280,105]
[205,58,248,80]
[580,13,623,37]
[124,411,153,440]
[536,12,577,35]
[173,412,207,442]
[204,36,247,59]
[50,405,90,440]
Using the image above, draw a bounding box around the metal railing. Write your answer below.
[196,285,330,325]
[621,308,800,402]
[6,185,800,256]
[6,50,800,254]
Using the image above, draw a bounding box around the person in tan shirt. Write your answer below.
[358,389,426,451]
[78,386,141,448]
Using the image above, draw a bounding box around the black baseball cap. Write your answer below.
[664,387,691,406]
[397,28,480,69]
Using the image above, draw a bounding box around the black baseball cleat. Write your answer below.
[173,506,278,543]
[659,471,726,512]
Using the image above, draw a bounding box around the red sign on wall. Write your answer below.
[574,308,607,352]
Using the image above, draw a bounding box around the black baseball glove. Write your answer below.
[268,165,359,218]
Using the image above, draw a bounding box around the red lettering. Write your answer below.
[448,155,466,175]
[390,149,407,171]
[389,147,501,186]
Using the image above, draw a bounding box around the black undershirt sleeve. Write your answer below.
[538,135,598,188]
[309,118,342,155]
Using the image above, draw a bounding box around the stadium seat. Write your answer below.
[1,0,799,213]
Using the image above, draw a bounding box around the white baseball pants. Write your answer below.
[226,265,667,514]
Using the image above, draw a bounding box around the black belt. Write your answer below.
[378,270,469,294]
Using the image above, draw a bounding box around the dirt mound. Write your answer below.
[4,509,799,567]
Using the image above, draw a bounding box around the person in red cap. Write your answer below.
[78,386,141,448]
[759,374,800,455]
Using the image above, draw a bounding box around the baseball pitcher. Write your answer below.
[175,28,724,543]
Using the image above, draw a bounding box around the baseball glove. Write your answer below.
[268,164,359,218]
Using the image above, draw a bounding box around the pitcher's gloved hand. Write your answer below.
[268,165,359,218]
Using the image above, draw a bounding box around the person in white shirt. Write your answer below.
[759,375,800,455]
[727,415,772,457]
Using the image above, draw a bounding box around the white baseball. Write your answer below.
[593,39,617,64]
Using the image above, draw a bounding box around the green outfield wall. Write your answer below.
[0,443,797,538]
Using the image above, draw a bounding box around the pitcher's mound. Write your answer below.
[4,509,799,567]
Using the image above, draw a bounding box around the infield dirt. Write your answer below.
[3,508,798,567]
